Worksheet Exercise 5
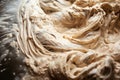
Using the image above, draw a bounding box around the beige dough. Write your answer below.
[17,0,120,80]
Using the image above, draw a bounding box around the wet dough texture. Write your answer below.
[16,0,120,80]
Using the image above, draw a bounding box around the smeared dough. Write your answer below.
[17,0,120,80]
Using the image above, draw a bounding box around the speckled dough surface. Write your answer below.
[16,0,120,80]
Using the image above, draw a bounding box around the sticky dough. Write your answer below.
[17,0,120,80]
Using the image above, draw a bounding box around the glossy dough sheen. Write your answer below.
[16,0,120,80]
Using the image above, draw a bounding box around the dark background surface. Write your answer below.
[0,0,27,80]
